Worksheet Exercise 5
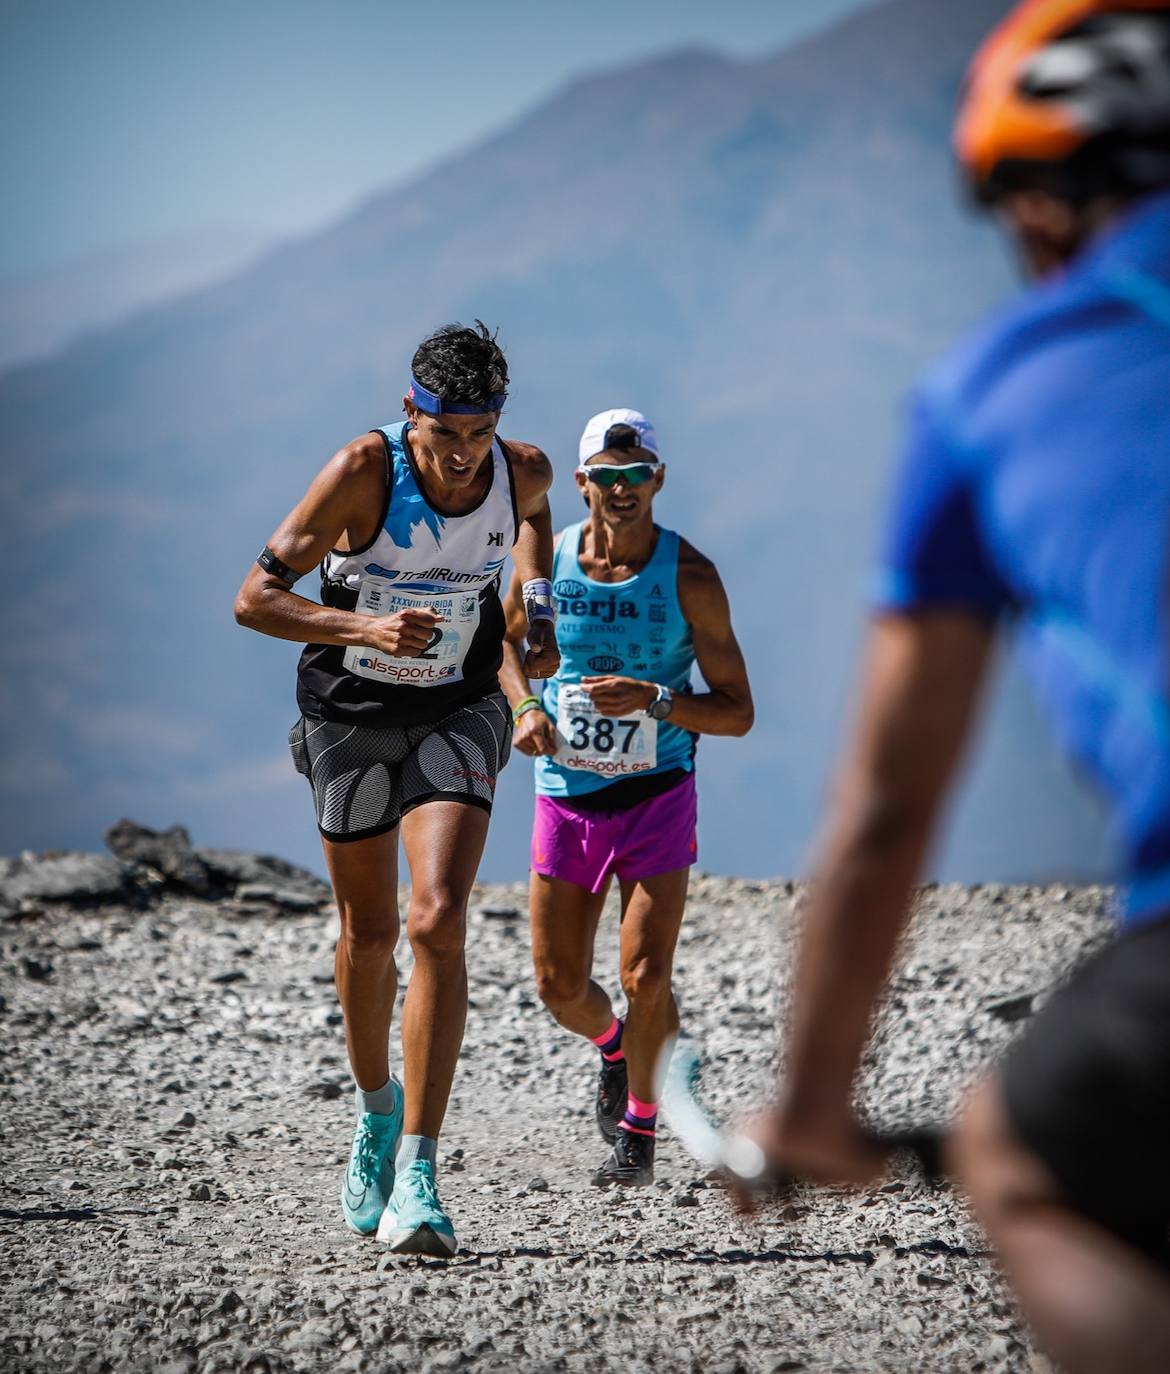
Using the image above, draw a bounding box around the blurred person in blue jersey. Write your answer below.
[745,3,1170,1370]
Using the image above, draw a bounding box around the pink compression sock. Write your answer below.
[590,1016,625,1062]
[620,1092,657,1137]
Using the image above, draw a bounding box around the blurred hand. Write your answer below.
[729,1105,890,1213]
[580,675,657,715]
[524,620,560,679]
[513,708,558,757]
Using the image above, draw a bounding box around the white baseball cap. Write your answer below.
[577,408,659,465]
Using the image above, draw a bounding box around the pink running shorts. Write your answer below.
[531,772,698,894]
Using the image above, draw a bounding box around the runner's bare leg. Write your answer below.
[530,872,612,1038]
[617,867,689,1102]
[399,800,490,1139]
[322,829,401,1090]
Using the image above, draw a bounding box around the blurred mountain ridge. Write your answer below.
[0,228,271,374]
[0,0,1112,883]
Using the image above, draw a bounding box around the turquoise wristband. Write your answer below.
[512,696,541,725]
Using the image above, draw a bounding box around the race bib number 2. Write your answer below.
[343,582,480,687]
[555,684,658,776]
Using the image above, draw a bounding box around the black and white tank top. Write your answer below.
[296,421,519,726]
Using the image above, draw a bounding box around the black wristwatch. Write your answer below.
[647,684,674,721]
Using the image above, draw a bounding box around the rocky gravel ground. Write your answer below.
[0,826,1113,1373]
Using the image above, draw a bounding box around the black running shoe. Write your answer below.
[591,1127,655,1187]
[596,1057,629,1143]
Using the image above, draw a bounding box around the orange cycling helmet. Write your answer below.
[956,0,1170,203]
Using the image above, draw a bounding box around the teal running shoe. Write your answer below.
[341,1081,403,1235]
[376,1160,457,1256]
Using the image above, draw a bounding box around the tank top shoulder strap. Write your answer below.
[495,437,521,545]
[371,425,396,487]
[645,525,681,593]
[552,522,584,582]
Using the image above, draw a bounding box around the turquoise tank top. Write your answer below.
[535,521,696,798]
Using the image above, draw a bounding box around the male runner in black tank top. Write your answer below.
[235,323,559,1255]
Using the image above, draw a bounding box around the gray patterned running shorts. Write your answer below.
[288,692,513,842]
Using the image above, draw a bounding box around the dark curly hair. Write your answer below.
[411,321,508,410]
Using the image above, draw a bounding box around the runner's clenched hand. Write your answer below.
[581,675,657,715]
[524,618,560,679]
[361,607,443,658]
[513,707,558,757]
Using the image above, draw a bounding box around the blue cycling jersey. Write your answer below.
[876,190,1170,928]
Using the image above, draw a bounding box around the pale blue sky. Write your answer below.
[1,0,881,278]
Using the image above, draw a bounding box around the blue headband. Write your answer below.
[408,375,506,416]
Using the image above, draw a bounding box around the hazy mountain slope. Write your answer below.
[0,228,270,372]
[0,0,1112,883]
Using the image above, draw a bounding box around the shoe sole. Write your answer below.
[590,1171,653,1188]
[377,1222,457,1256]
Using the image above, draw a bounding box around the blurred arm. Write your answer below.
[778,611,995,1161]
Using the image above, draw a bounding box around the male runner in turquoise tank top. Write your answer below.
[235,322,559,1255]
[499,409,753,1186]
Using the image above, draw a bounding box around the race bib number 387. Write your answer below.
[555,683,658,777]
[343,582,480,687]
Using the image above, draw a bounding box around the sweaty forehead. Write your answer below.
[425,411,498,435]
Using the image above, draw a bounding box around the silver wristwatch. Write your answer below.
[647,684,674,721]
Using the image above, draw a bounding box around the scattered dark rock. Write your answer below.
[475,905,521,921]
[234,884,324,913]
[306,1081,344,1101]
[197,848,330,903]
[0,868,1110,1368]
[2,828,332,921]
[22,957,54,981]
[210,970,248,985]
[105,819,213,895]
[1,852,134,911]
[987,993,1034,1024]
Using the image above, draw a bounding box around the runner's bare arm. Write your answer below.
[500,567,533,699]
[233,435,440,656]
[503,439,560,680]
[582,544,753,735]
[500,565,559,756]
[750,611,995,1183]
